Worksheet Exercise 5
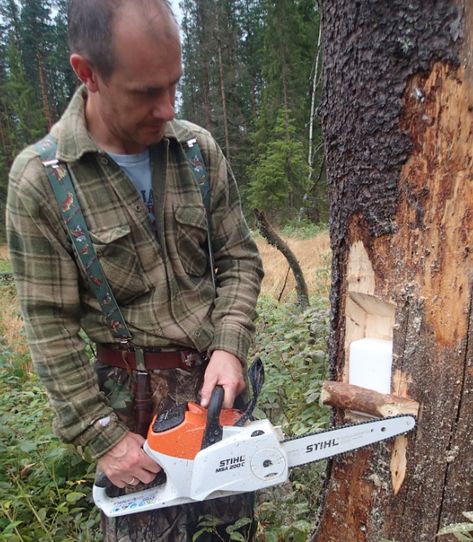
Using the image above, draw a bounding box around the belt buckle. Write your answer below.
[181,351,206,368]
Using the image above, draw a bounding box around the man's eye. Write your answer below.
[132,89,159,98]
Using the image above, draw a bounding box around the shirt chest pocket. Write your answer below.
[174,205,209,277]
[89,224,150,303]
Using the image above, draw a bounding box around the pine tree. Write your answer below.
[3,37,45,146]
[247,108,308,216]
[19,0,54,127]
[180,0,213,129]
[246,0,319,221]
[49,0,78,117]
[179,0,256,171]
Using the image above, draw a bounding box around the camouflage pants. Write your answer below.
[95,360,256,542]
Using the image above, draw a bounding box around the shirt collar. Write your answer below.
[53,85,196,162]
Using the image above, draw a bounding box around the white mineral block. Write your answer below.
[348,338,392,394]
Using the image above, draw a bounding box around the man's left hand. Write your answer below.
[200,350,245,409]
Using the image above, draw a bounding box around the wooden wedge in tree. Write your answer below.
[315,1,473,541]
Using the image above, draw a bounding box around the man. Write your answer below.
[6,0,263,540]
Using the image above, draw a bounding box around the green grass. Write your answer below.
[280,219,328,240]
[249,296,330,541]
[0,359,101,541]
[0,260,11,273]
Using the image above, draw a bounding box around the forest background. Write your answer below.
[0,0,327,241]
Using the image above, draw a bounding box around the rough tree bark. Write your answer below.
[314,1,473,541]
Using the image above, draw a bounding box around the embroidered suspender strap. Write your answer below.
[183,138,210,208]
[183,138,216,288]
[35,134,133,344]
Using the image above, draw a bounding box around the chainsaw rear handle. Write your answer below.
[201,385,224,449]
[95,472,108,489]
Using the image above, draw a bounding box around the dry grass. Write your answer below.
[0,246,29,359]
[256,231,331,302]
[0,285,30,359]
[0,233,332,358]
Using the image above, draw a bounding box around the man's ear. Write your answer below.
[70,54,100,92]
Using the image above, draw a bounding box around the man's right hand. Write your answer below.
[97,431,161,488]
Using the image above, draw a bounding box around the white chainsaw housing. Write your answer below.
[93,414,415,517]
[93,419,288,517]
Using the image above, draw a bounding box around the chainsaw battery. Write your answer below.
[152,404,187,433]
[147,401,241,460]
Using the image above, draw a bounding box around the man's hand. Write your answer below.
[97,431,161,488]
[200,350,246,409]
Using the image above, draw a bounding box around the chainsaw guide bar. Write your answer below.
[281,414,415,468]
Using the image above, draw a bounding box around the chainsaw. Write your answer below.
[93,359,415,517]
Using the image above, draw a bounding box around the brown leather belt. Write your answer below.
[96,344,207,371]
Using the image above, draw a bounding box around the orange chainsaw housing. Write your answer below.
[147,403,241,460]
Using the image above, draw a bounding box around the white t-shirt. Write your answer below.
[107,149,157,232]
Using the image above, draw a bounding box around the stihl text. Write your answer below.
[306,438,339,453]
[216,455,246,473]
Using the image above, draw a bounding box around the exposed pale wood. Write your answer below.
[343,242,396,382]
[320,381,420,418]
[391,435,408,495]
[345,241,376,295]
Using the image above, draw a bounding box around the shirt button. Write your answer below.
[193,330,201,338]
[135,203,143,213]
[99,156,109,166]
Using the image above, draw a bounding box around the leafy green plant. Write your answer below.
[249,295,331,541]
[246,109,309,216]
[251,296,330,435]
[0,262,12,273]
[437,512,473,541]
[193,515,253,542]
[255,461,325,542]
[0,346,100,542]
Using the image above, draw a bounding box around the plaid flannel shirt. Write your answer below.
[6,87,263,458]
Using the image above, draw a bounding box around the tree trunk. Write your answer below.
[196,2,212,129]
[215,8,231,160]
[307,18,322,184]
[315,1,473,541]
[254,209,310,310]
[37,52,53,130]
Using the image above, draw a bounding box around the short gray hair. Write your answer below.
[68,0,177,79]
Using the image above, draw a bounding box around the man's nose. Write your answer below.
[152,92,175,121]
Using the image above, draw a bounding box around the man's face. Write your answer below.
[92,6,182,153]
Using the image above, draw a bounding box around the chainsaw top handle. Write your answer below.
[201,385,224,449]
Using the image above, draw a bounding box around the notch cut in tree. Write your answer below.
[314,1,473,541]
[254,209,309,310]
